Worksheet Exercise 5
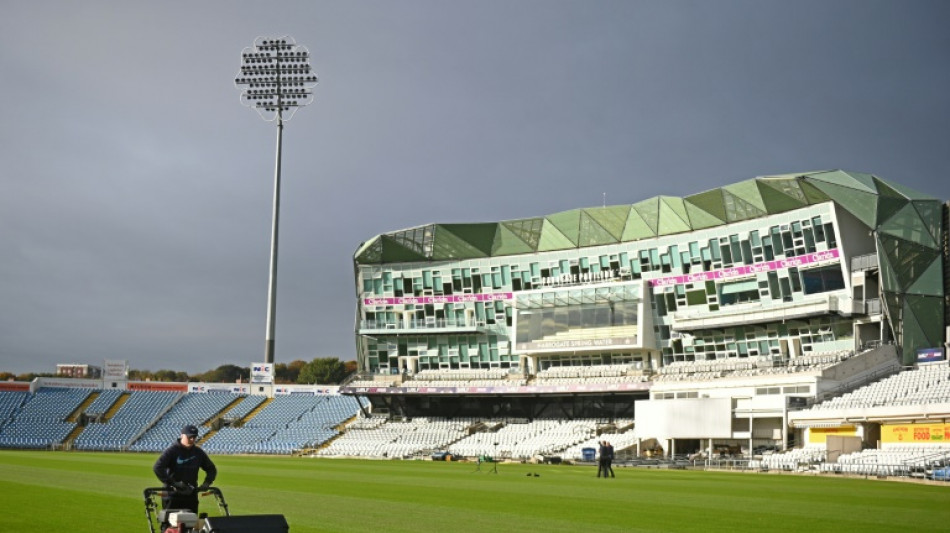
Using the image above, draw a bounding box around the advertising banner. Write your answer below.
[251,363,274,384]
[916,347,946,363]
[363,292,513,306]
[37,377,101,389]
[882,423,950,444]
[807,425,857,444]
[103,359,129,379]
[128,381,187,392]
[649,249,840,288]
[341,381,651,395]
[515,336,638,354]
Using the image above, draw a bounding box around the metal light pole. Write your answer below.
[235,36,318,364]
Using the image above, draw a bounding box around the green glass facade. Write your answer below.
[355,171,946,371]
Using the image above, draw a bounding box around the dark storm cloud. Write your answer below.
[1,1,947,374]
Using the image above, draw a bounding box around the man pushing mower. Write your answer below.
[153,425,217,529]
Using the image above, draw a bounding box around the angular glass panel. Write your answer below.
[758,178,809,211]
[807,179,877,228]
[685,188,728,221]
[907,259,944,296]
[537,219,577,251]
[880,234,940,291]
[585,205,629,239]
[634,198,660,235]
[579,211,619,246]
[879,203,938,248]
[546,210,582,245]
[722,189,766,222]
[912,200,943,247]
[502,218,545,249]
[907,294,944,348]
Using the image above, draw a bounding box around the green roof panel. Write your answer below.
[440,223,498,255]
[356,170,941,264]
[585,205,630,240]
[723,179,767,212]
[685,188,728,222]
[809,170,878,194]
[757,179,809,212]
[798,179,832,204]
[722,189,766,222]
[433,225,494,259]
[841,171,880,193]
[657,197,692,235]
[579,211,620,247]
[621,207,657,241]
[546,209,581,246]
[355,237,383,263]
[875,176,935,201]
[807,179,878,228]
[380,234,428,262]
[502,218,545,250]
[492,224,536,256]
[683,199,726,229]
[633,197,660,235]
[537,219,577,251]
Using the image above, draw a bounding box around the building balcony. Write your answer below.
[358,318,481,335]
[670,294,859,331]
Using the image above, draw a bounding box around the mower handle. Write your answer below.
[143,486,224,499]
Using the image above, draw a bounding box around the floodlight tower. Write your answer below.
[235,36,318,364]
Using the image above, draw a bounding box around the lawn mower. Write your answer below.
[144,485,289,533]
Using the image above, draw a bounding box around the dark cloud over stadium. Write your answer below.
[1,1,947,374]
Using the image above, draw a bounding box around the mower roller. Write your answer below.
[144,486,289,533]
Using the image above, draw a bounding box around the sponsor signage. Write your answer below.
[37,378,100,389]
[103,359,128,380]
[363,292,513,306]
[341,381,651,395]
[275,385,339,395]
[917,347,946,363]
[882,423,950,443]
[807,425,857,444]
[251,362,274,384]
[649,249,840,288]
[128,381,187,392]
[515,337,638,353]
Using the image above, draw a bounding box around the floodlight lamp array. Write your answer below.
[235,36,318,122]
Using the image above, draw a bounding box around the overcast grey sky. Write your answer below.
[1,1,947,375]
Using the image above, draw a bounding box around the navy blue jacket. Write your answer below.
[153,440,217,487]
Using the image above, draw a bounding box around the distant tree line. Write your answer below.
[1,358,357,385]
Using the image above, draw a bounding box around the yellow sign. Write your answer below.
[808,426,857,443]
[882,423,950,443]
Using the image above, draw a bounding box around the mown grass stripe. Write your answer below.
[0,451,947,533]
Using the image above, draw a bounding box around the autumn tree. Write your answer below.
[194,365,248,383]
[275,360,306,384]
[297,358,348,384]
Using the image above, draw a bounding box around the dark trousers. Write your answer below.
[161,493,199,529]
[604,460,615,477]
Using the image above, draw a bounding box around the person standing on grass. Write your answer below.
[597,440,609,477]
[604,441,615,478]
[153,424,217,521]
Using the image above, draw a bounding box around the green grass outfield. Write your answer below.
[2,451,949,532]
